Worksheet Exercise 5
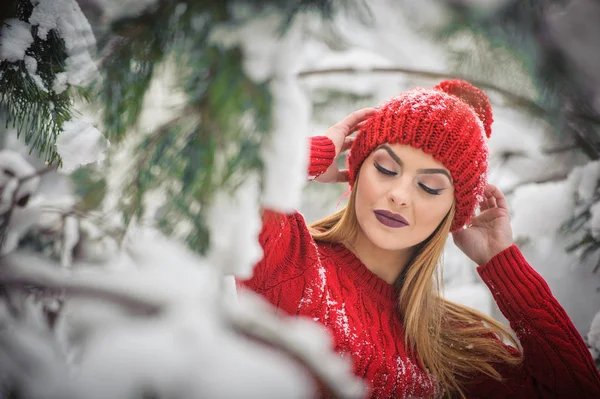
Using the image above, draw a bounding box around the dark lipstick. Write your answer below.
[373,210,409,228]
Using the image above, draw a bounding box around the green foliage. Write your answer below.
[439,0,600,158]
[96,1,288,254]
[0,0,72,164]
[562,207,600,273]
[71,166,107,212]
[4,0,349,255]
[116,42,271,253]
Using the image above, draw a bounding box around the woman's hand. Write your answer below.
[451,184,514,265]
[315,108,376,184]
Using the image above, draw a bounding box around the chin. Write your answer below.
[364,224,414,252]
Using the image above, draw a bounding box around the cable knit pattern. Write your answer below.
[241,215,440,398]
[308,135,336,180]
[238,136,600,398]
[470,246,600,398]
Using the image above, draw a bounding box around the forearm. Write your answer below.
[476,245,600,396]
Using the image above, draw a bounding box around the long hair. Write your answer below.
[309,178,523,398]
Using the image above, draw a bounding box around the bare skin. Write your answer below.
[317,109,514,282]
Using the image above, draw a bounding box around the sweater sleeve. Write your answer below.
[236,136,336,314]
[464,245,600,398]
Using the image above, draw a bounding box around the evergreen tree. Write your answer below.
[1,0,599,394]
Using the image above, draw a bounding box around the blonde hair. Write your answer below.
[309,179,522,398]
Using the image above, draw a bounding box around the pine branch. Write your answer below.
[0,0,74,164]
[298,65,600,127]
[0,165,56,249]
[438,0,600,159]
[0,253,163,316]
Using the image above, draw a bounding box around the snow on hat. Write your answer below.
[347,79,492,232]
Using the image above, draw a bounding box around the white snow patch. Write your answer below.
[29,0,97,88]
[261,18,310,211]
[24,55,47,92]
[56,117,109,172]
[588,310,600,358]
[53,72,68,94]
[511,178,576,239]
[573,160,600,205]
[0,150,41,254]
[206,175,263,279]
[0,19,33,62]
[210,13,283,83]
[444,284,493,317]
[590,202,600,240]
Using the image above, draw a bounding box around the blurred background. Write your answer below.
[1,0,599,397]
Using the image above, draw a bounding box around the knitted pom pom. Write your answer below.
[434,79,493,138]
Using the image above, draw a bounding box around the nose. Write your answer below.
[388,176,413,208]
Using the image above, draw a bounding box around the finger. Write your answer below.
[472,206,505,224]
[340,137,355,153]
[354,120,368,133]
[479,196,491,212]
[337,169,350,183]
[485,184,508,210]
[335,108,376,136]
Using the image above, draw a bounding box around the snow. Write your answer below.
[232,290,364,398]
[444,284,493,316]
[589,310,600,358]
[0,225,364,399]
[300,47,396,97]
[0,19,34,62]
[487,109,545,158]
[73,310,315,399]
[590,202,600,240]
[573,160,600,205]
[0,150,40,214]
[24,55,47,92]
[0,139,78,255]
[53,72,68,94]
[55,117,109,172]
[0,301,72,399]
[260,18,311,211]
[3,2,600,398]
[511,178,576,239]
[210,13,283,83]
[99,0,160,22]
[456,0,512,11]
[333,0,448,70]
[206,176,263,279]
[61,215,80,267]
[29,0,97,88]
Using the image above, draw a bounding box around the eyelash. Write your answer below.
[374,162,442,196]
[419,183,442,196]
[374,162,396,176]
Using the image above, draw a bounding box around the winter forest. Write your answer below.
[1,0,600,397]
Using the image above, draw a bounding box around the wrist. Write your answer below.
[480,244,513,265]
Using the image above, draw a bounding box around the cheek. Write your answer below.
[415,197,453,227]
[354,171,384,211]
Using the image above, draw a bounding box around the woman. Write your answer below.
[238,80,600,398]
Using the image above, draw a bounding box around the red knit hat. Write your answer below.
[347,79,492,232]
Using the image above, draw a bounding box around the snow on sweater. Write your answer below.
[238,136,600,398]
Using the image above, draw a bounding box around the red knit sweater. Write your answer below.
[238,136,600,398]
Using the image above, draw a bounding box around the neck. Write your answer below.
[346,230,415,285]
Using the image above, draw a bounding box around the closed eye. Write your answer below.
[419,182,442,195]
[374,162,396,176]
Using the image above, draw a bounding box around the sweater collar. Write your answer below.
[327,242,398,308]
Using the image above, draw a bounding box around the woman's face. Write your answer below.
[354,143,455,252]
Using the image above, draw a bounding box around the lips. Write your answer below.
[373,210,409,228]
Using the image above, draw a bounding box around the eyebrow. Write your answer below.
[377,145,453,183]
